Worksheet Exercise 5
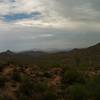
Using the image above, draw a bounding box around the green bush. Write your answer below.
[66,84,88,100]
[11,71,21,82]
[86,74,100,100]
[43,91,58,100]
[0,64,4,72]
[0,96,5,100]
[17,75,34,100]
[19,75,58,99]
[34,82,49,92]
[94,75,100,100]
[18,75,34,96]
[43,72,52,78]
[0,96,13,100]
[0,76,5,88]
[62,70,85,85]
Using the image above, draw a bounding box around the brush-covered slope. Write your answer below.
[0,43,99,100]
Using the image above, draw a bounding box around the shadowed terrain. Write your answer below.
[0,43,100,100]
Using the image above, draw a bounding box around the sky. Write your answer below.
[0,0,100,51]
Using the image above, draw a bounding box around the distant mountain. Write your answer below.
[66,42,100,67]
[18,50,47,56]
[70,43,100,53]
[0,43,99,67]
[0,50,15,56]
[86,43,100,54]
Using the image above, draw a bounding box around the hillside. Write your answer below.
[0,43,100,100]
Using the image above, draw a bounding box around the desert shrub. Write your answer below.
[17,94,28,100]
[51,62,61,67]
[30,83,58,100]
[19,81,33,96]
[0,76,5,88]
[65,84,88,100]
[43,72,52,78]
[20,74,28,82]
[43,91,58,100]
[86,74,100,100]
[18,73,58,100]
[0,96,13,100]
[94,75,100,100]
[16,74,34,100]
[18,74,48,99]
[33,82,49,92]
[94,85,100,100]
[0,96,5,100]
[18,75,33,96]
[33,82,58,100]
[0,64,4,72]
[62,70,85,85]
[75,57,81,67]
[11,71,21,82]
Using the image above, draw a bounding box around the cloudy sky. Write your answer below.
[0,0,100,51]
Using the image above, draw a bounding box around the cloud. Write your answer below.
[1,0,100,28]
[0,0,100,51]
[52,0,100,22]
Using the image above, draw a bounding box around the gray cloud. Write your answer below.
[0,25,99,51]
[0,0,100,51]
[52,0,100,22]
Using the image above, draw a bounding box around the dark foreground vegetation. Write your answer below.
[0,43,100,100]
